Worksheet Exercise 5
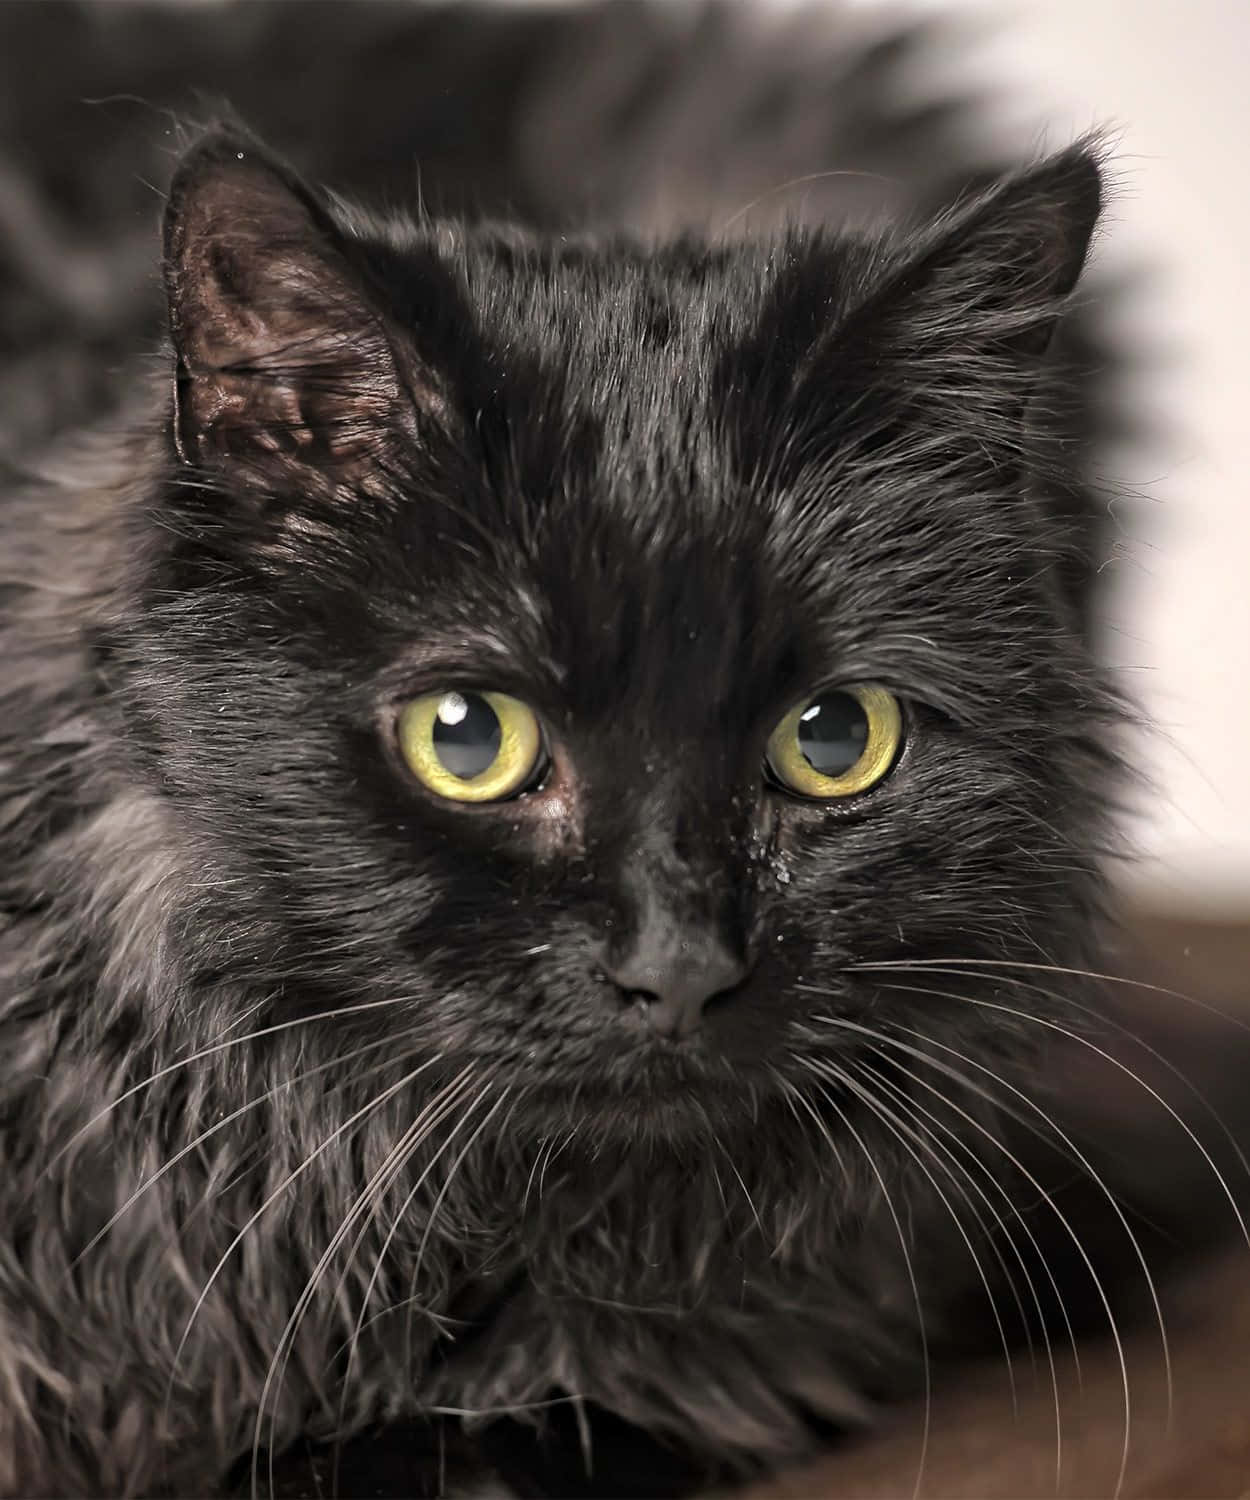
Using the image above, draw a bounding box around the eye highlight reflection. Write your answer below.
[765,684,902,799]
[398,690,545,802]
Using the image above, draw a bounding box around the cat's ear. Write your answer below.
[826,142,1102,405]
[163,133,413,480]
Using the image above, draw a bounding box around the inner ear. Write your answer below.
[163,132,410,479]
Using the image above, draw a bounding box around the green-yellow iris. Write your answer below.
[765,683,902,799]
[398,690,543,803]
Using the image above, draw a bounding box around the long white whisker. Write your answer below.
[813,1014,1083,1388]
[323,1076,500,1500]
[844,1052,1066,1485]
[162,1053,444,1451]
[323,1098,533,1367]
[47,994,423,1180]
[858,1050,1062,1356]
[846,956,1250,1037]
[847,1055,1039,1360]
[717,166,898,235]
[707,1153,731,1220]
[714,1137,766,1241]
[521,1134,556,1221]
[255,1067,481,1498]
[401,1087,511,1386]
[817,1007,1143,1495]
[806,1055,1020,1419]
[421,1393,588,1418]
[823,976,1177,1430]
[785,1063,932,1500]
[863,962,1250,1248]
[890,983,1177,1415]
[540,1127,576,1204]
[68,1031,416,1274]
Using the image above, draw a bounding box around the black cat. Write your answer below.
[1,7,1134,1496]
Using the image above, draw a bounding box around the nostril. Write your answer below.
[617,984,658,1007]
[602,949,748,1039]
[699,979,742,1018]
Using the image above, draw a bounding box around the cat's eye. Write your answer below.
[398,690,546,803]
[765,684,902,799]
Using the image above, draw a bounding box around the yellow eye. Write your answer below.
[398,690,544,803]
[765,683,902,799]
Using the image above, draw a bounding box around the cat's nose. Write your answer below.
[604,931,748,1040]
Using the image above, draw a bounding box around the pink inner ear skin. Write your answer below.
[165,138,407,477]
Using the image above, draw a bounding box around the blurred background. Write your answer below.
[3,0,1247,926]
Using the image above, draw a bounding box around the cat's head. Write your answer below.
[122,130,1114,1141]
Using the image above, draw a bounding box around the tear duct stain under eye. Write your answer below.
[398,690,544,802]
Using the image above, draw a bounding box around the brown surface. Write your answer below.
[740,908,1250,1499]
[746,1249,1250,1498]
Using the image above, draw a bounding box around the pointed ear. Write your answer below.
[815,143,1103,425]
[163,133,411,482]
[897,141,1101,350]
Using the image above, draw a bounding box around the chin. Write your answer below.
[496,1041,774,1150]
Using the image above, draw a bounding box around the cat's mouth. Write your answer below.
[491,1021,783,1141]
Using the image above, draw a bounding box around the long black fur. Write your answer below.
[1,6,1129,1497]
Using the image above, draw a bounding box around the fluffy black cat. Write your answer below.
[0,9,1128,1498]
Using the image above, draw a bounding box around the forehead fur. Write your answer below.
[317,223,1062,734]
[158,136,1101,749]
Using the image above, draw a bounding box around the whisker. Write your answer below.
[402,1086,510,1381]
[845,1052,1067,1485]
[253,1067,481,1498]
[717,166,899,235]
[47,994,424,1180]
[707,1152,730,1220]
[162,1053,444,1448]
[539,1127,576,1203]
[806,1055,1021,1421]
[819,974,1178,1425]
[844,1057,1038,1353]
[324,1077,500,1500]
[859,1051,1061,1328]
[714,1136,766,1241]
[421,1392,588,1419]
[888,979,1185,1416]
[813,1014,1085,1389]
[815,1005,1144,1495]
[67,1030,418,1274]
[863,961,1250,1243]
[521,1134,556,1221]
[785,1060,932,1500]
[846,956,1250,1037]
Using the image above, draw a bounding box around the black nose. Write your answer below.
[604,931,748,1040]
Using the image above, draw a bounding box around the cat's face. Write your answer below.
[125,133,1111,1140]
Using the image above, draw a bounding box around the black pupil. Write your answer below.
[432,693,502,780]
[797,692,869,777]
